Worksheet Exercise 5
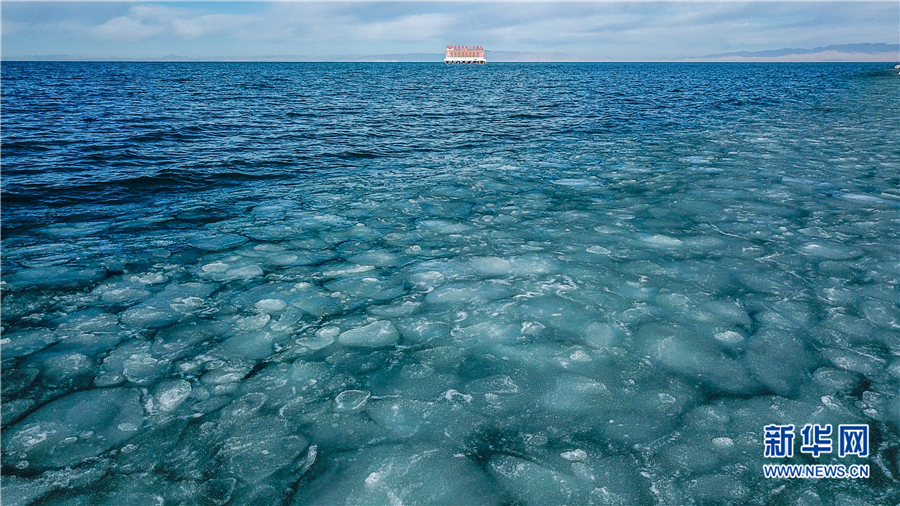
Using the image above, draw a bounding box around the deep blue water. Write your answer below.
[1,62,898,506]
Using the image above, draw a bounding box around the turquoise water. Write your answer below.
[2,62,898,505]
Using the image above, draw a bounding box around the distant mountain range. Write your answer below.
[9,43,897,63]
[684,43,898,62]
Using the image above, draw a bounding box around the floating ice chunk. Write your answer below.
[703,300,752,327]
[2,399,35,426]
[656,292,692,311]
[281,249,333,267]
[509,254,559,276]
[121,282,216,328]
[153,379,192,413]
[0,474,55,506]
[224,264,264,280]
[201,363,253,386]
[3,388,142,470]
[367,398,433,438]
[453,321,521,345]
[334,390,371,412]
[255,298,287,314]
[293,444,500,506]
[397,318,451,344]
[2,329,59,359]
[799,242,863,260]
[561,449,587,462]
[488,455,580,506]
[2,367,40,397]
[315,325,341,340]
[200,478,236,505]
[400,363,435,379]
[54,309,119,334]
[860,299,899,330]
[92,281,151,305]
[201,262,230,273]
[221,392,267,422]
[214,331,275,360]
[409,270,445,291]
[521,321,546,336]
[466,375,519,395]
[236,313,271,331]
[273,313,314,344]
[130,271,168,285]
[151,320,230,359]
[427,280,511,306]
[262,252,300,266]
[199,260,264,281]
[712,436,735,449]
[230,282,295,310]
[189,234,248,252]
[368,299,422,317]
[685,474,747,504]
[660,438,730,476]
[714,331,744,345]
[325,276,404,301]
[517,296,595,337]
[642,324,761,394]
[295,335,334,351]
[169,296,205,313]
[569,349,592,362]
[417,219,472,234]
[593,225,622,234]
[836,192,897,206]
[579,455,653,504]
[812,367,860,393]
[245,223,301,241]
[744,328,813,397]
[123,353,167,385]
[442,389,473,403]
[553,178,597,187]
[338,320,399,348]
[641,234,683,248]
[40,221,110,238]
[586,245,611,255]
[94,373,125,387]
[542,374,609,413]
[218,416,308,484]
[38,352,96,390]
[4,266,106,290]
[120,304,180,329]
[323,264,376,278]
[583,322,623,348]
[291,290,343,318]
[822,348,886,377]
[348,250,399,267]
[468,257,513,277]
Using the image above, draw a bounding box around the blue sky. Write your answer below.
[2,2,898,61]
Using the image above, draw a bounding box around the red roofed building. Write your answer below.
[444,45,487,64]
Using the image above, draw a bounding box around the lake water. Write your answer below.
[2,62,898,505]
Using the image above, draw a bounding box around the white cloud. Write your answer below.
[171,13,261,39]
[2,2,896,60]
[89,4,260,42]
[92,15,165,41]
[353,13,456,41]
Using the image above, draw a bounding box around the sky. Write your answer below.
[2,1,898,61]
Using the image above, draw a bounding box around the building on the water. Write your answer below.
[444,45,486,64]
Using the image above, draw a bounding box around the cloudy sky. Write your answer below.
[2,1,898,61]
